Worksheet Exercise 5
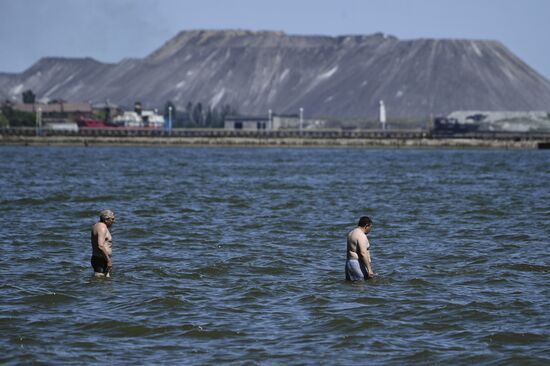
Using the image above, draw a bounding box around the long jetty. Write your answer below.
[1,127,550,149]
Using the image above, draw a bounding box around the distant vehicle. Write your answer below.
[433,117,480,134]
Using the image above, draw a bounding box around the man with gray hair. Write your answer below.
[90,210,115,277]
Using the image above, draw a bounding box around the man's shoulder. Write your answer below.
[348,227,361,238]
[92,222,107,232]
[350,227,361,234]
[352,228,367,241]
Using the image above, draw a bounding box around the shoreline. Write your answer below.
[0,134,546,149]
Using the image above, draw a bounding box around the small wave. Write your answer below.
[393,349,438,363]
[482,331,547,344]
[74,209,102,218]
[467,257,489,265]
[249,265,287,276]
[495,243,522,252]
[419,321,463,331]
[144,296,188,307]
[358,318,384,328]
[133,207,166,217]
[124,227,151,238]
[508,263,550,273]
[296,294,330,306]
[493,234,531,241]
[242,286,273,299]
[506,299,538,312]
[72,195,118,203]
[225,196,250,208]
[21,292,76,305]
[271,200,304,210]
[406,278,431,286]
[77,320,183,338]
[458,308,498,322]
[324,316,360,332]
[183,327,242,339]
[355,296,387,305]
[178,207,201,213]
[465,300,500,310]
[433,302,499,321]
[7,197,50,206]
[195,262,232,277]
[7,335,42,346]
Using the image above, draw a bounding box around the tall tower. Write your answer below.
[379,100,386,130]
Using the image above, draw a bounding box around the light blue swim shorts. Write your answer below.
[345,259,368,281]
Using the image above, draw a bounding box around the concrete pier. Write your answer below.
[1,128,549,149]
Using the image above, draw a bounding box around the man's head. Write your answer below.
[357,216,372,233]
[100,210,115,227]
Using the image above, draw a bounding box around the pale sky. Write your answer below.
[1,0,549,79]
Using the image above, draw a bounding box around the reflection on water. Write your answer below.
[1,146,549,364]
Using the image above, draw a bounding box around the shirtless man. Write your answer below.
[345,216,375,281]
[90,210,115,277]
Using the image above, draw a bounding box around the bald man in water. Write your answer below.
[345,216,375,281]
[90,210,115,277]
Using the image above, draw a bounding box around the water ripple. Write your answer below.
[1,146,549,365]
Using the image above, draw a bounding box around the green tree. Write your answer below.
[103,105,111,122]
[205,106,213,127]
[186,102,194,124]
[221,104,238,120]
[93,109,108,122]
[1,102,36,127]
[22,89,36,104]
[211,107,221,127]
[0,111,8,127]
[192,103,203,126]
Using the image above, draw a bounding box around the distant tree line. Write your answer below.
[1,101,35,127]
[0,108,9,127]
[0,89,37,127]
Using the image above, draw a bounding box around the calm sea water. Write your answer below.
[1,146,549,365]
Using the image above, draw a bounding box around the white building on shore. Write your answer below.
[112,109,165,128]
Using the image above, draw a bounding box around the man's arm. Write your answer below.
[364,250,374,277]
[357,236,374,277]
